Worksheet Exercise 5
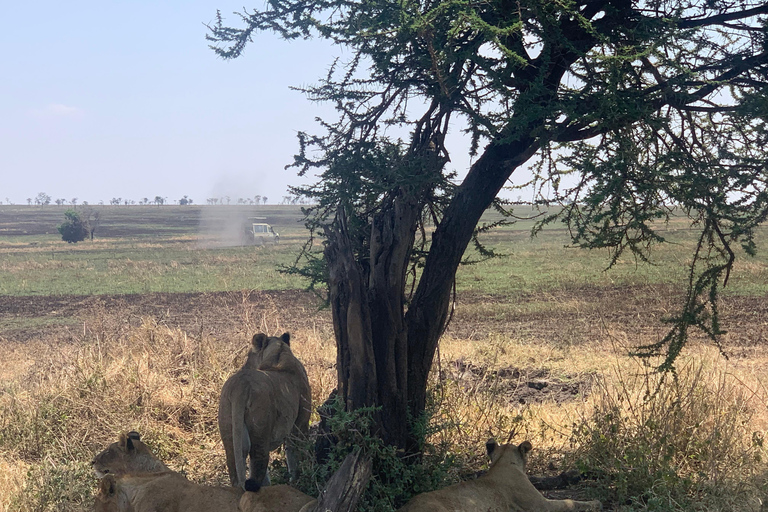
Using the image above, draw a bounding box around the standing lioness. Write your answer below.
[218,332,311,490]
[398,439,601,512]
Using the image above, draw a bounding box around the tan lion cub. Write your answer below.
[398,439,601,512]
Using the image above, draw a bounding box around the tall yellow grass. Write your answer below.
[0,306,766,511]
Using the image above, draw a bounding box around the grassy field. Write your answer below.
[2,204,766,297]
[0,204,767,511]
[0,205,310,295]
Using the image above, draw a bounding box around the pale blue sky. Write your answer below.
[0,1,343,205]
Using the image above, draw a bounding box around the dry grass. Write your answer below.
[572,350,768,511]
[0,290,767,511]
[0,297,338,511]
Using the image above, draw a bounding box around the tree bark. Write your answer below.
[326,134,540,451]
[326,190,422,448]
[367,191,420,447]
[404,134,539,428]
[326,212,378,413]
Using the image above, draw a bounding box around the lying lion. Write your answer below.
[93,432,316,512]
[239,485,316,512]
[92,431,169,478]
[398,439,602,512]
[219,332,312,490]
[94,472,242,512]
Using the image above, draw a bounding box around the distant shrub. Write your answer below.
[58,210,89,243]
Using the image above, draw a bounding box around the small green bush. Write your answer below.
[284,396,462,512]
[57,210,89,243]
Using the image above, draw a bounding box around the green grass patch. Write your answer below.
[458,219,768,297]
[1,205,766,297]
[0,242,307,295]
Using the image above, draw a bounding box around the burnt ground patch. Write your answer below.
[447,285,768,356]
[444,359,593,405]
[0,290,331,344]
[1,286,766,360]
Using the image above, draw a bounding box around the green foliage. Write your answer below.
[288,396,461,511]
[209,0,768,373]
[536,87,768,370]
[57,210,89,244]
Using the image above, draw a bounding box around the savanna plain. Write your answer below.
[1,204,767,511]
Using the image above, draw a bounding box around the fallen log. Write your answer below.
[303,449,372,512]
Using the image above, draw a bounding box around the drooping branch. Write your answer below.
[210,0,768,434]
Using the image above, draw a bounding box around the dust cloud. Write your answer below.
[197,206,264,248]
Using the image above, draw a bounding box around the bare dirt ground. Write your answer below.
[0,290,326,344]
[2,285,765,400]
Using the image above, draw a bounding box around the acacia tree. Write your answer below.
[58,210,89,243]
[209,0,768,451]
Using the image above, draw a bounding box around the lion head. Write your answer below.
[242,332,301,371]
[94,474,129,512]
[92,431,168,478]
[485,438,532,471]
[397,439,601,511]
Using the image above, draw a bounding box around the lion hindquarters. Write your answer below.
[219,371,309,489]
[219,381,247,488]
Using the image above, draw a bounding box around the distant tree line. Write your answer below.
[4,192,320,206]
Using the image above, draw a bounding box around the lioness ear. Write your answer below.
[126,436,136,452]
[127,431,141,441]
[118,432,128,449]
[281,332,290,345]
[518,440,533,458]
[252,333,267,350]
[486,439,498,457]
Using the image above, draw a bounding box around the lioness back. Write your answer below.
[239,485,316,512]
[95,472,242,512]
[218,332,312,489]
[92,431,169,478]
[397,440,601,512]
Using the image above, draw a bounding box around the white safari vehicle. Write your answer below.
[248,222,280,245]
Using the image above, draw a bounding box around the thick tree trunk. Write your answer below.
[404,135,539,428]
[325,212,378,413]
[326,192,421,448]
[367,192,420,447]
[327,131,539,451]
